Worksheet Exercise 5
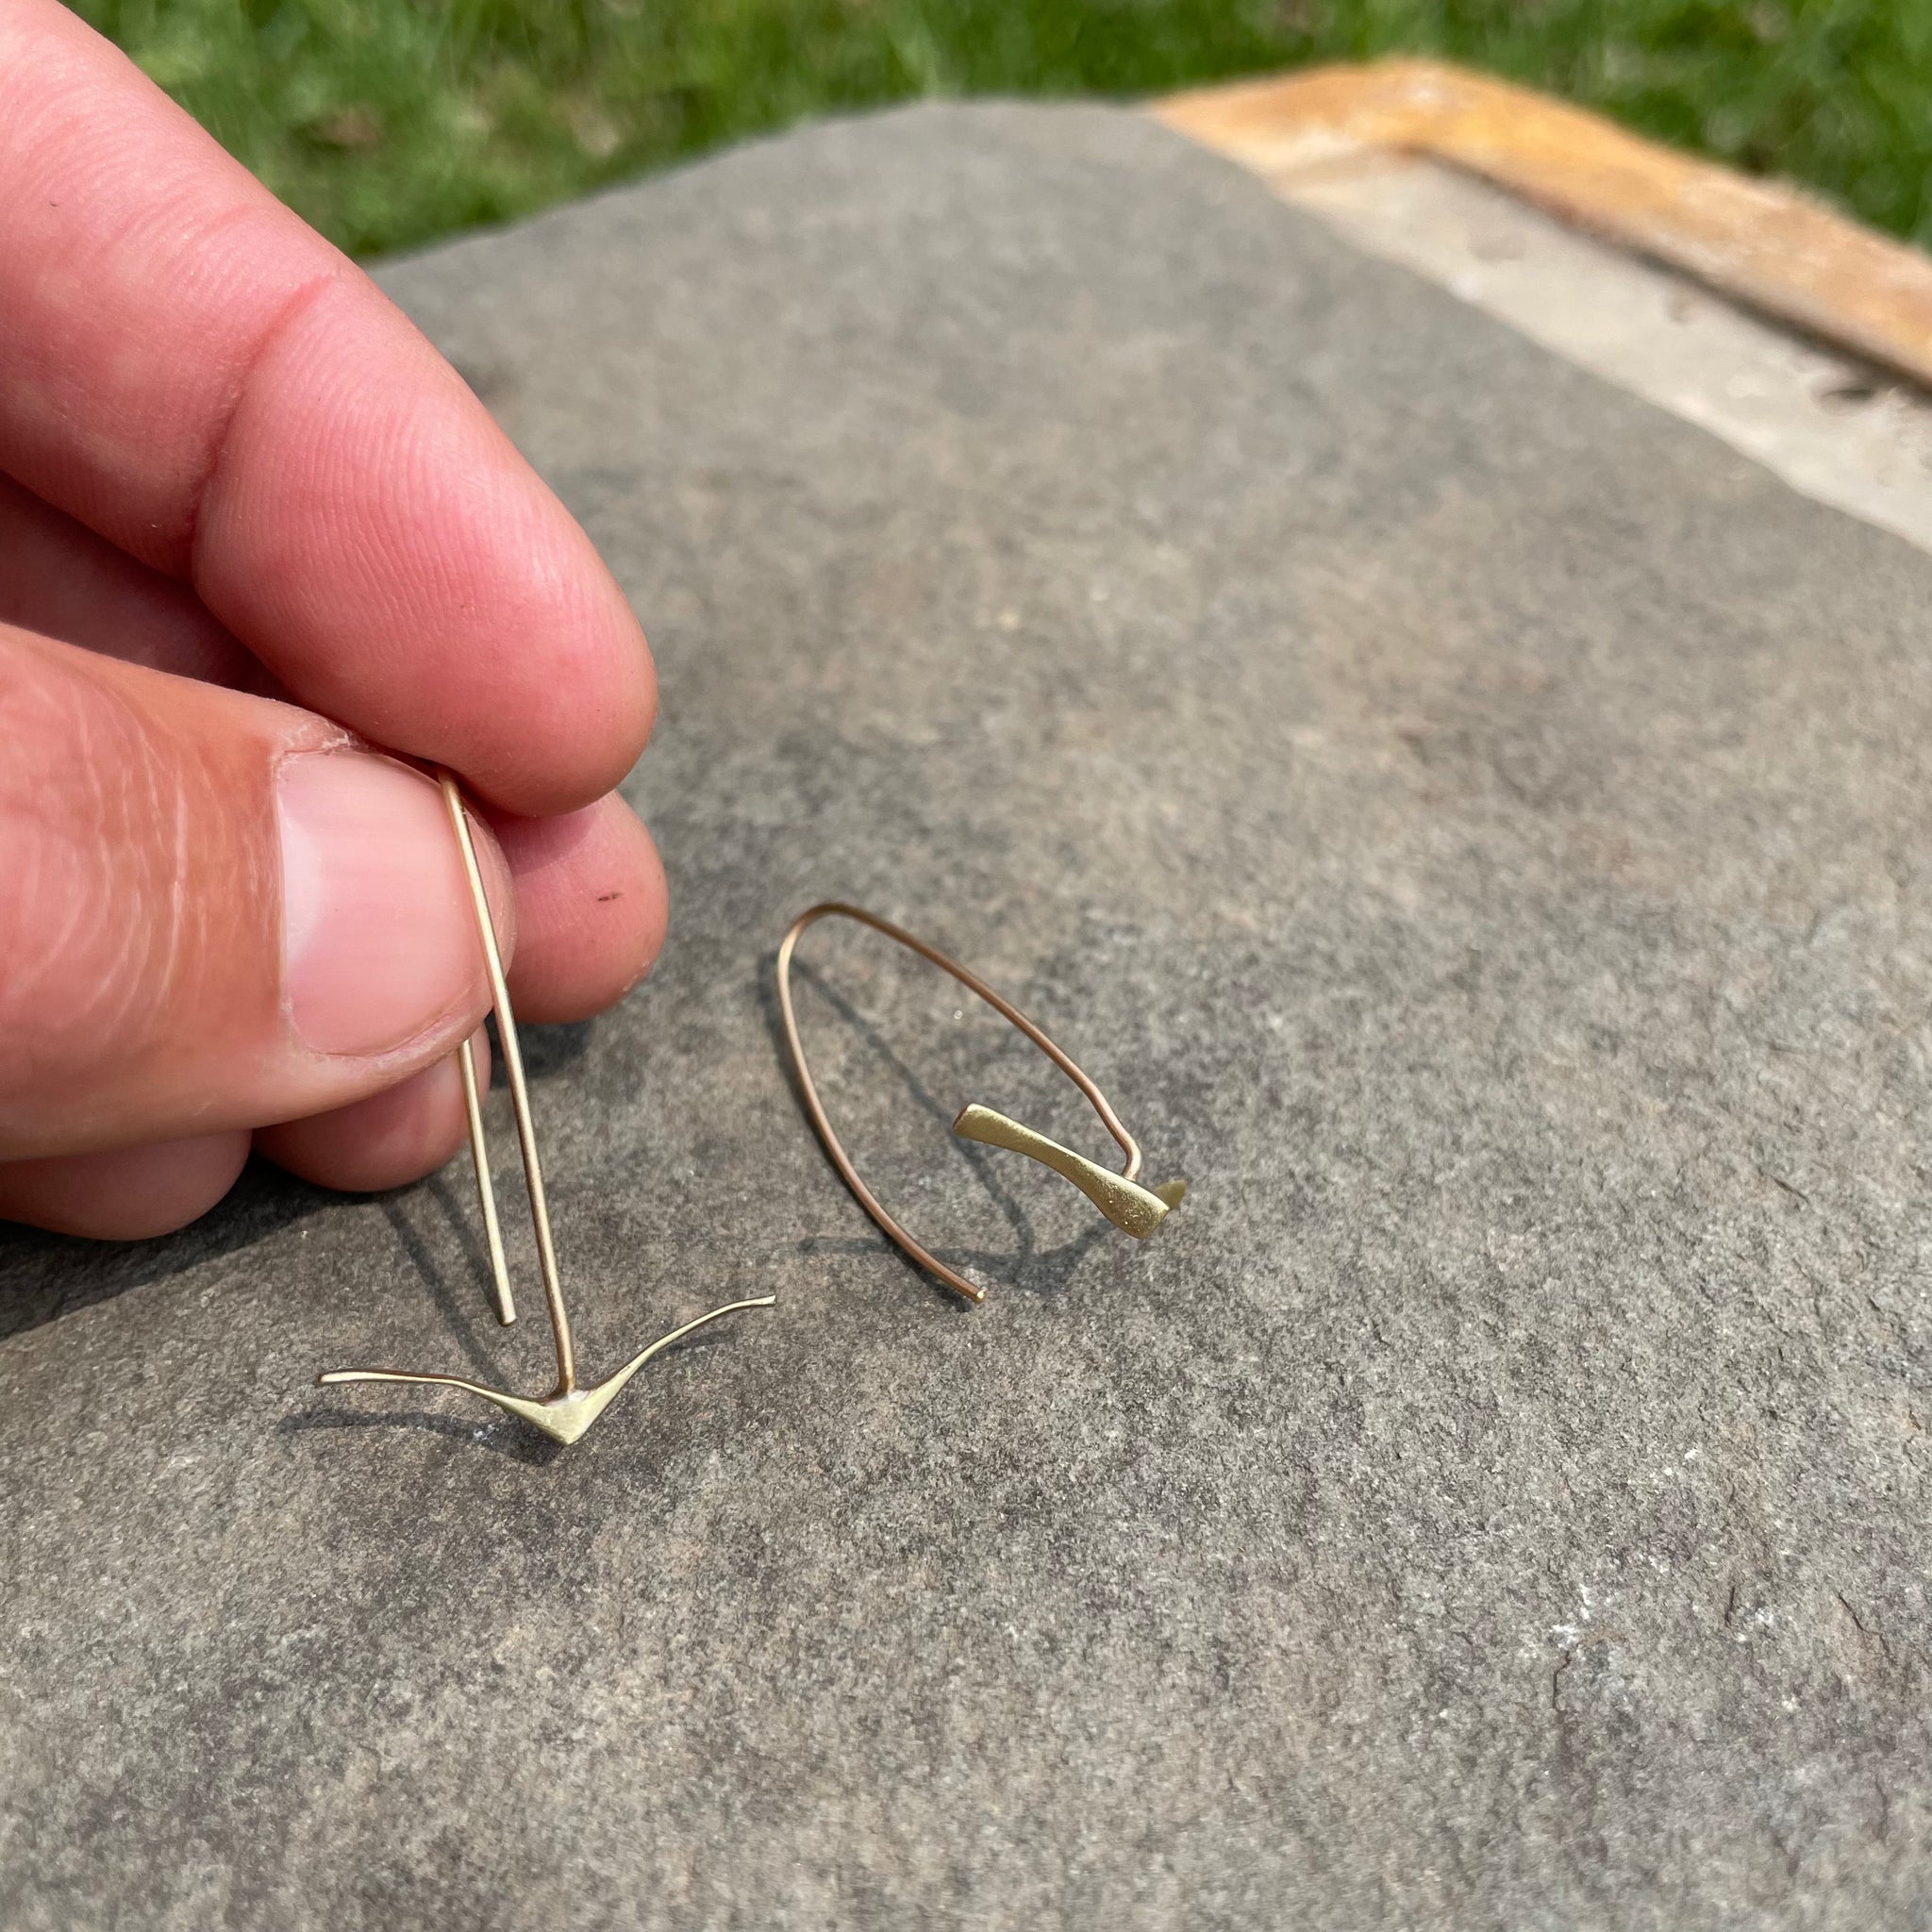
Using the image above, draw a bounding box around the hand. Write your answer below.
[0,1,666,1238]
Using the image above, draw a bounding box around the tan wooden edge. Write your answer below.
[1154,58,1932,391]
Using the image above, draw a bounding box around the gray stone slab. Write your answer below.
[6,101,1932,1929]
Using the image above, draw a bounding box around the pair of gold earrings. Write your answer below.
[318,777,1185,1447]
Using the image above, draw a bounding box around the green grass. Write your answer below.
[75,1,1932,258]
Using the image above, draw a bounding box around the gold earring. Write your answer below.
[775,902,1185,1305]
[317,771,772,1446]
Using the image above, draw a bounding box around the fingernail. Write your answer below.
[277,752,481,1057]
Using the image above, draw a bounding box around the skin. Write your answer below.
[0,0,669,1239]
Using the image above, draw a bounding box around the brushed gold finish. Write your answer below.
[456,1010,513,1327]
[319,1298,774,1447]
[952,1105,1184,1239]
[775,903,1184,1304]
[316,771,772,1445]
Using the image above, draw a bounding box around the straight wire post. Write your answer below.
[314,769,774,1448]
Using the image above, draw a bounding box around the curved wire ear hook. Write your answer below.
[775,903,1185,1305]
[316,771,772,1447]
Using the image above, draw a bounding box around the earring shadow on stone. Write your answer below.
[316,771,772,1446]
[775,903,1185,1305]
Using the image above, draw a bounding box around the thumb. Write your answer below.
[0,623,511,1160]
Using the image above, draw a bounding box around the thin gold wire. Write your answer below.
[774,903,1185,1305]
[316,771,773,1446]
[455,1027,512,1326]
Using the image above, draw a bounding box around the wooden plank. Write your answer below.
[1155,59,1932,391]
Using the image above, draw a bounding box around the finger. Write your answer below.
[489,793,669,1024]
[0,472,267,690]
[0,0,652,815]
[257,1033,488,1194]
[0,624,513,1161]
[0,1129,252,1239]
[258,799,665,1190]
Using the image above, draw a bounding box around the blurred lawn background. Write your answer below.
[75,1,1932,259]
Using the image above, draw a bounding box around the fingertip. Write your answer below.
[0,632,500,1159]
[0,1130,252,1240]
[198,278,657,817]
[489,792,667,1023]
[256,1032,486,1193]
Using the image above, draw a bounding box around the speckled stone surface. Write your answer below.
[7,102,1932,1929]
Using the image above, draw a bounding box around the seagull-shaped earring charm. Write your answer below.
[775,902,1185,1304]
[318,771,772,1446]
